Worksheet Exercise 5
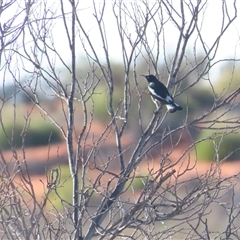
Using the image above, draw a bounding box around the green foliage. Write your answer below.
[47,165,73,211]
[124,176,149,192]
[47,165,101,211]
[195,131,240,162]
[90,86,123,124]
[90,89,110,123]
[0,124,21,149]
[131,176,146,191]
[186,84,214,110]
[25,120,61,146]
[0,120,62,150]
[214,62,240,95]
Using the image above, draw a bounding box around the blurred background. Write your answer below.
[1,0,240,238]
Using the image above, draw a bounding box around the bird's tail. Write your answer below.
[166,103,183,113]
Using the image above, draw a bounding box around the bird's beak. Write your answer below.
[140,74,147,77]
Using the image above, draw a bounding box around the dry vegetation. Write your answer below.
[1,0,240,239]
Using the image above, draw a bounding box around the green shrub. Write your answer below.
[0,124,22,149]
[47,165,100,211]
[47,165,73,211]
[89,87,123,124]
[195,131,240,162]
[124,176,149,192]
[24,120,61,146]
[0,120,62,149]
[90,90,110,123]
[131,176,146,191]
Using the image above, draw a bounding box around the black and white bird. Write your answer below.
[142,74,183,113]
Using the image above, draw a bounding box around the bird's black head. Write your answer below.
[141,74,158,83]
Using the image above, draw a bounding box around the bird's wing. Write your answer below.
[148,83,174,103]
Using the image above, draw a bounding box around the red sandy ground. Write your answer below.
[6,122,240,200]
